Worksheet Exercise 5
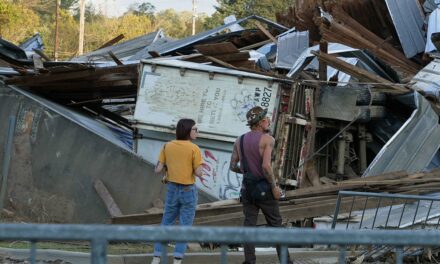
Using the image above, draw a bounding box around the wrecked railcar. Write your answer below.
[0,81,161,223]
[132,59,291,200]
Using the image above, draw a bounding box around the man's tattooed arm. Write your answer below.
[230,141,241,173]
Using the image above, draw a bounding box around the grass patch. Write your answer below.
[0,241,153,254]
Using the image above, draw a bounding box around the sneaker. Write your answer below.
[151,256,160,264]
[173,257,182,264]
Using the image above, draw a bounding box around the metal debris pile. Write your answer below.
[1,0,440,230]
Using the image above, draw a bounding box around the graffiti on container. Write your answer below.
[230,90,255,122]
[197,149,242,199]
[219,162,242,199]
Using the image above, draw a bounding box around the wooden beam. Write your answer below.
[108,51,123,65]
[254,21,278,43]
[212,52,250,62]
[195,42,239,56]
[238,39,272,51]
[94,179,122,217]
[97,34,125,50]
[33,49,51,61]
[310,51,410,93]
[205,56,238,69]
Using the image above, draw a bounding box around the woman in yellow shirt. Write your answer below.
[151,119,203,264]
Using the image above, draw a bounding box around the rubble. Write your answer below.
[1,0,440,226]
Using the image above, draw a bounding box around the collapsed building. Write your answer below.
[1,0,440,231]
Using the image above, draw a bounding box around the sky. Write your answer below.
[92,0,218,17]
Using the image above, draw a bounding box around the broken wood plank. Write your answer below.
[205,56,238,69]
[108,51,123,65]
[255,21,278,43]
[238,39,272,51]
[33,49,51,61]
[97,34,125,50]
[195,42,239,56]
[212,52,250,62]
[94,179,122,217]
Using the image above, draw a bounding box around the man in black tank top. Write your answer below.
[230,106,293,264]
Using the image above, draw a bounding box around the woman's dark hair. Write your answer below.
[176,118,196,140]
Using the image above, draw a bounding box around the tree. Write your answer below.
[0,2,41,42]
[136,2,155,17]
[61,0,78,10]
[204,0,295,28]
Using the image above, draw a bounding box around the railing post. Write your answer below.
[359,196,369,229]
[346,196,356,230]
[280,245,288,264]
[91,238,108,264]
[395,246,403,264]
[30,240,37,264]
[331,193,343,230]
[161,242,168,264]
[339,245,346,264]
[220,245,228,264]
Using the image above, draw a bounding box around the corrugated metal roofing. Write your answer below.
[305,57,361,85]
[411,59,440,100]
[128,37,174,61]
[385,0,426,58]
[286,43,358,77]
[0,38,27,60]
[423,0,440,13]
[72,30,164,62]
[363,92,440,176]
[275,31,309,69]
[426,8,440,53]
[143,15,288,58]
[19,33,44,52]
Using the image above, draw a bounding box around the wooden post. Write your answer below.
[318,41,328,82]
[78,0,86,55]
[192,0,197,35]
[54,0,60,61]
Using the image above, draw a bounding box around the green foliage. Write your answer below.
[61,0,78,10]
[84,14,154,52]
[204,0,294,29]
[0,0,294,60]
[0,2,41,42]
[71,2,105,23]
[131,2,156,19]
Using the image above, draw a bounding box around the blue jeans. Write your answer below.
[153,182,198,258]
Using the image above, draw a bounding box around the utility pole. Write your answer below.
[54,0,60,61]
[192,0,197,35]
[78,0,86,55]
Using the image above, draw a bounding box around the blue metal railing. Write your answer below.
[1,224,440,264]
[330,191,440,262]
[331,191,440,230]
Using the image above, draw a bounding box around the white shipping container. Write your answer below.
[133,59,285,200]
[134,59,281,142]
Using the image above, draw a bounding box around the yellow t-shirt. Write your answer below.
[158,140,203,185]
